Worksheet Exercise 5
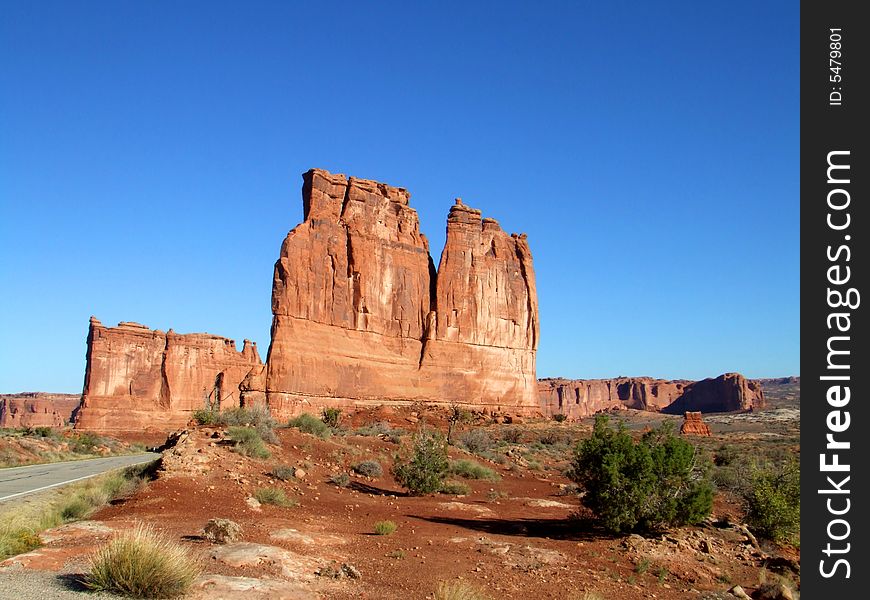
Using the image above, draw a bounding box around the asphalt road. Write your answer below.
[0,453,161,503]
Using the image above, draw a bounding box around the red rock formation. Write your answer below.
[0,393,81,428]
[75,318,263,432]
[680,411,712,436]
[661,373,764,414]
[265,169,539,418]
[539,372,763,419]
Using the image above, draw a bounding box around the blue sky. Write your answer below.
[0,1,799,393]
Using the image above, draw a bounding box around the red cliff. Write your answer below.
[75,318,262,432]
[538,372,764,419]
[264,169,539,418]
[0,393,81,428]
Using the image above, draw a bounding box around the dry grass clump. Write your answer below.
[434,580,492,600]
[253,486,297,507]
[373,520,397,535]
[86,523,201,598]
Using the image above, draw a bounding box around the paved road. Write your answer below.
[0,453,161,502]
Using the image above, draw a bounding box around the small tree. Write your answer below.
[321,407,342,429]
[392,429,449,495]
[744,459,800,544]
[568,415,712,533]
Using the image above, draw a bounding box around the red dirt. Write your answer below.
[7,406,797,599]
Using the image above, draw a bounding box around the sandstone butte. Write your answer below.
[538,372,764,420]
[75,168,540,431]
[72,168,764,433]
[0,393,81,428]
[244,168,540,419]
[74,318,263,432]
[680,411,712,436]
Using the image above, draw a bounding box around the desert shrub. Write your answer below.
[270,465,296,481]
[0,529,41,559]
[353,421,393,437]
[227,427,270,459]
[552,413,568,423]
[71,432,101,454]
[449,459,500,481]
[352,460,383,478]
[744,459,800,544]
[220,406,277,443]
[321,407,342,428]
[456,428,493,454]
[254,487,297,507]
[373,520,397,535]
[25,426,56,438]
[392,430,449,495]
[329,472,351,487]
[192,408,220,426]
[287,413,332,439]
[434,580,492,600]
[486,489,509,501]
[568,415,713,533]
[500,427,523,444]
[439,481,472,495]
[86,523,201,598]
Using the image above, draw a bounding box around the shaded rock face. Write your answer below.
[538,372,764,419]
[75,318,262,432]
[265,169,539,417]
[680,411,712,436]
[0,393,81,428]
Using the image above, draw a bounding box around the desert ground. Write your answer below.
[0,380,800,600]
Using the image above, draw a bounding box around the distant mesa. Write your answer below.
[538,372,764,419]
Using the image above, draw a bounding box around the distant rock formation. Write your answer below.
[680,411,712,436]
[75,318,262,432]
[538,372,764,419]
[0,393,81,428]
[263,169,539,418]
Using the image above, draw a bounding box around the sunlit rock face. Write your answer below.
[264,169,540,418]
[538,373,764,419]
[76,318,262,432]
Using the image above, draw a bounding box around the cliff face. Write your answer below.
[264,169,539,418]
[538,372,764,418]
[0,393,81,428]
[75,318,262,432]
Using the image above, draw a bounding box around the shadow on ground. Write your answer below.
[410,514,619,541]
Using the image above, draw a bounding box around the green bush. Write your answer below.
[439,481,472,495]
[192,408,220,426]
[321,407,342,428]
[373,520,397,535]
[71,432,101,454]
[86,523,201,598]
[568,415,713,533]
[227,427,270,459]
[254,487,297,507]
[744,459,800,544]
[552,413,568,422]
[392,430,449,495]
[352,460,383,478]
[449,459,500,481]
[287,413,331,439]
